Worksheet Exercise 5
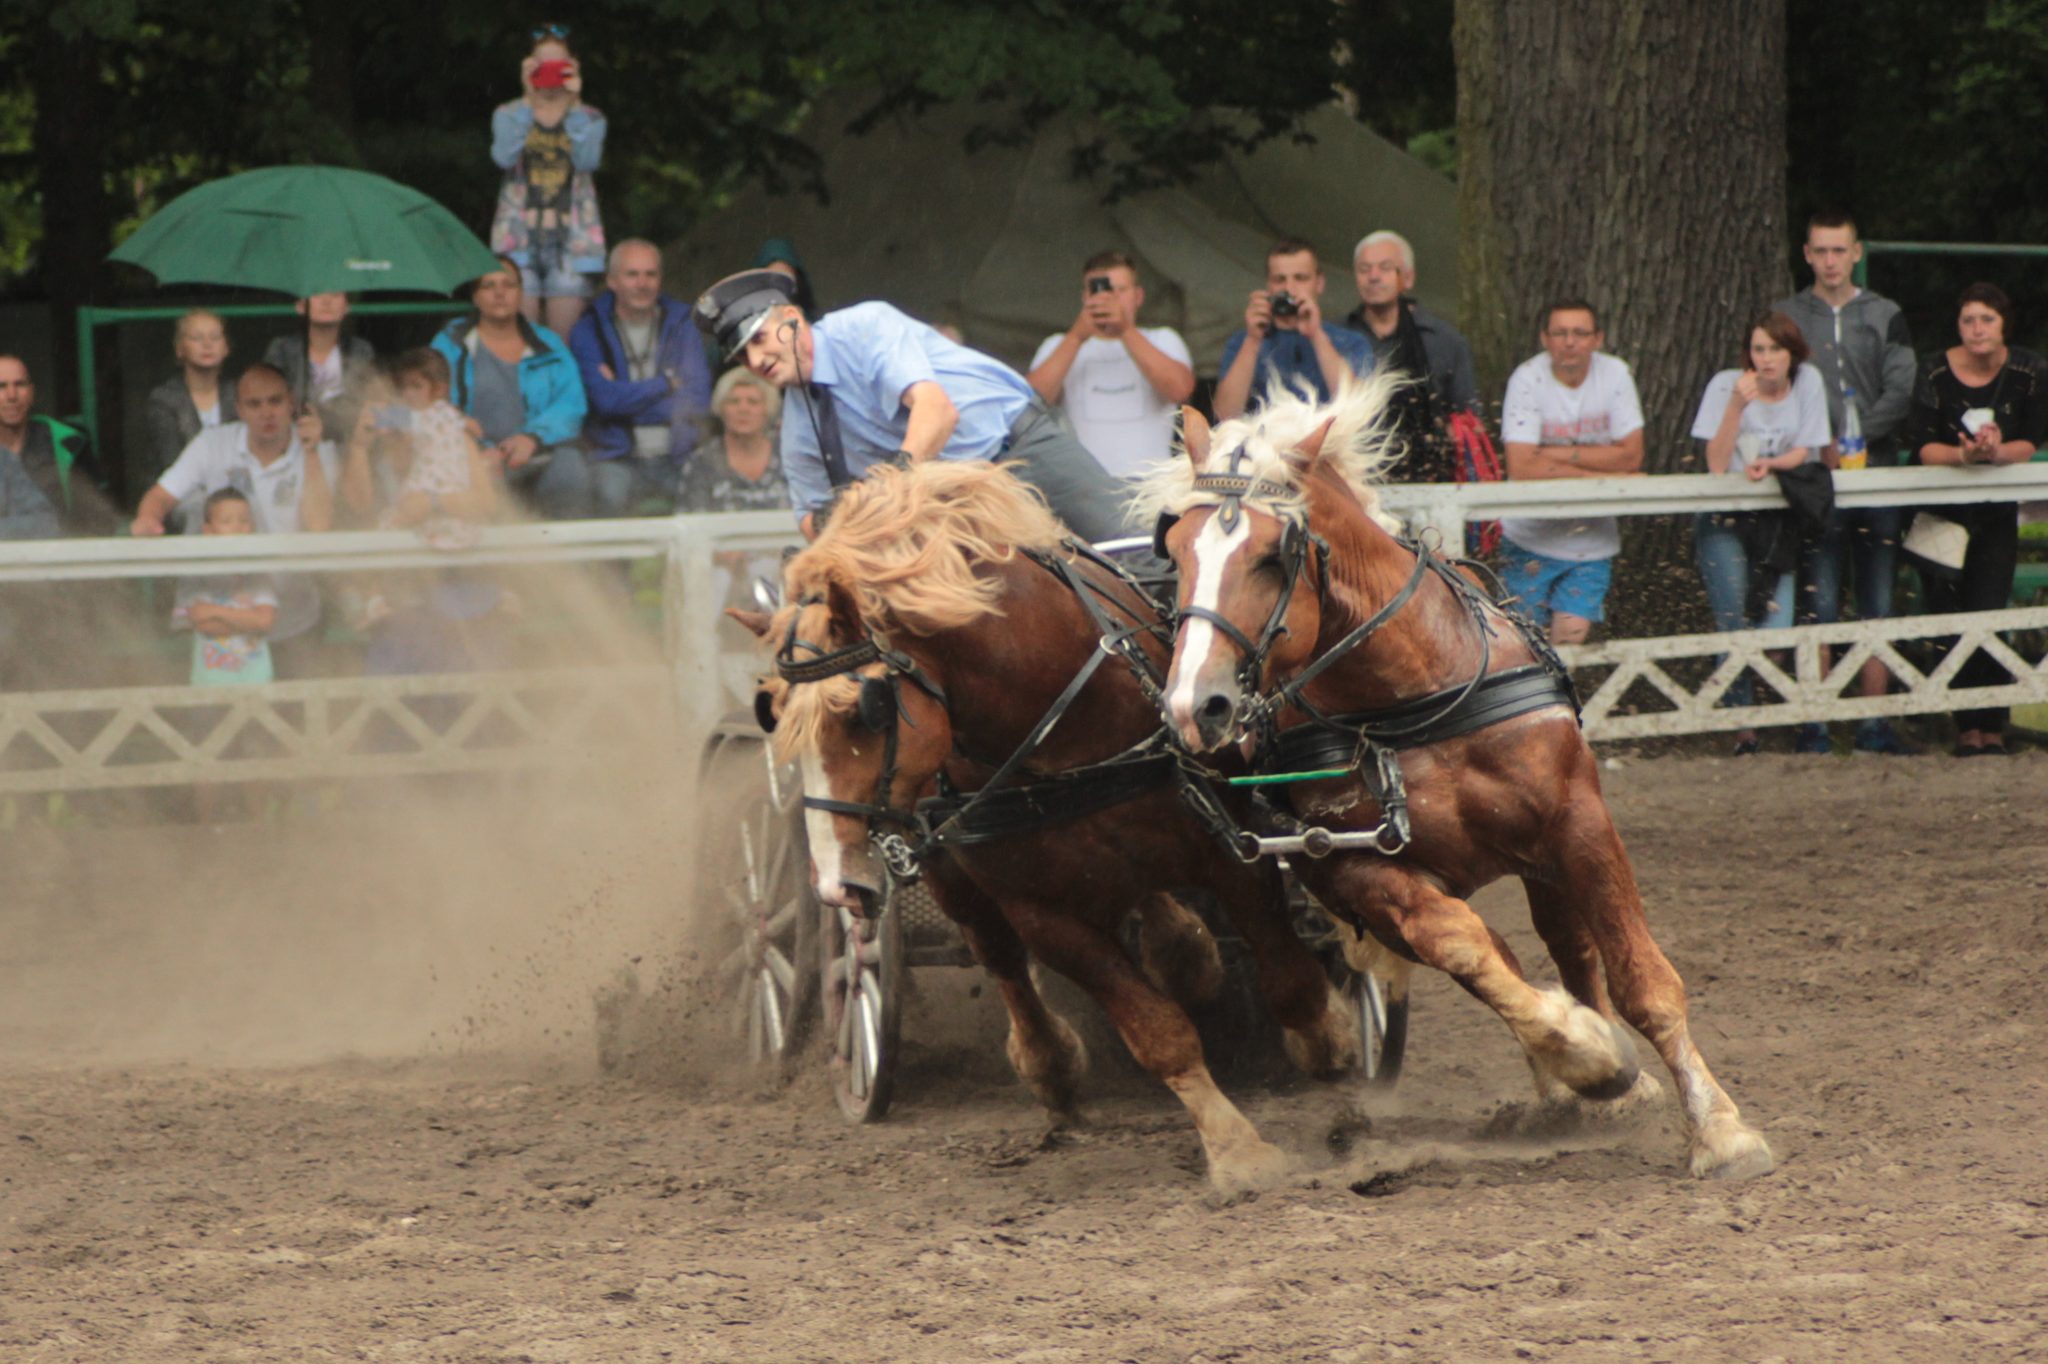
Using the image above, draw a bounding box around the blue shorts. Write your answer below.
[518,259,593,300]
[1497,542,1614,624]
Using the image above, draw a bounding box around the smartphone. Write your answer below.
[531,59,571,89]
[375,404,413,431]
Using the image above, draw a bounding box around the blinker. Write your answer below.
[856,675,897,731]
[753,687,779,734]
[1151,510,1180,562]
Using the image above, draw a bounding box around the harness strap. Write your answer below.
[921,634,1121,849]
[1275,541,1436,709]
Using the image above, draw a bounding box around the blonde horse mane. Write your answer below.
[1127,369,1408,533]
[764,460,1065,759]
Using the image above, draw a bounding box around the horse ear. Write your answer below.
[725,607,773,640]
[823,575,864,638]
[1177,406,1212,466]
[1288,416,1337,470]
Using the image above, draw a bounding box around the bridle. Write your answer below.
[768,603,947,881]
[762,548,1182,893]
[1153,468,1327,705]
[1155,466,1499,749]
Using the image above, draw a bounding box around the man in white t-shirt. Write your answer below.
[1496,299,1646,645]
[132,363,339,662]
[1026,252,1194,479]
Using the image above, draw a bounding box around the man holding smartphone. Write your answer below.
[1026,252,1194,478]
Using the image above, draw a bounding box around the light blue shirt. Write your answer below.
[780,302,1034,514]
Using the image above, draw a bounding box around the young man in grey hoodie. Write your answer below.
[1774,210,1918,755]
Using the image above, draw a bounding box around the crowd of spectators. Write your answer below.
[0,20,2037,758]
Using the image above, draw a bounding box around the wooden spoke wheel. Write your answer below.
[820,895,904,1122]
[701,724,818,1069]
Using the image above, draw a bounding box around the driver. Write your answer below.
[694,269,1136,541]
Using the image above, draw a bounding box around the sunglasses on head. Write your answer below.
[531,22,570,40]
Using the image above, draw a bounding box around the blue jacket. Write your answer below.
[566,292,714,463]
[431,316,587,449]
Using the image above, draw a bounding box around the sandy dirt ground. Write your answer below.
[3,752,2045,1363]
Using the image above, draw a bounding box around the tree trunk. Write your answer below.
[29,25,113,417]
[1455,0,1790,637]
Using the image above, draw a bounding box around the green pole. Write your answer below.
[76,306,99,448]
[68,298,465,452]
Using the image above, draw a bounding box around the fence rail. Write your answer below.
[0,470,2044,793]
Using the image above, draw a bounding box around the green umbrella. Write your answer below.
[110,164,500,298]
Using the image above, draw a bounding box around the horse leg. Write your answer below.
[1007,898,1289,1193]
[1548,818,1774,1180]
[1522,878,1663,1110]
[1134,892,1225,1009]
[1300,858,1640,1101]
[1207,863,1361,1079]
[930,866,1087,1123]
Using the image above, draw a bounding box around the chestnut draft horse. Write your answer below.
[1139,379,1775,1181]
[741,461,1364,1193]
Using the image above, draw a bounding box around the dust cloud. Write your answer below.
[0,531,739,1074]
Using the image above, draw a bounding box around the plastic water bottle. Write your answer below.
[1838,387,1867,470]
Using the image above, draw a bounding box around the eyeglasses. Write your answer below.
[1546,328,1596,340]
[531,22,570,40]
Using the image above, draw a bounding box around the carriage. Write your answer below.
[693,536,1409,1123]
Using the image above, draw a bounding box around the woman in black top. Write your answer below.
[142,308,236,485]
[1906,282,2047,755]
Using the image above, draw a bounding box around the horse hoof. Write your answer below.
[1569,1052,1640,1102]
[1208,1140,1293,1195]
[1690,1119,1775,1181]
[1283,986,1364,1080]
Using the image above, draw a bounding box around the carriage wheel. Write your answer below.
[1341,967,1409,1087]
[703,726,819,1069]
[820,895,904,1122]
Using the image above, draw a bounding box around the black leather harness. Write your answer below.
[769,543,1214,885]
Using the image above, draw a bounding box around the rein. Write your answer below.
[1162,473,1576,861]
[772,546,1209,891]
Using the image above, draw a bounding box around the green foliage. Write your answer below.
[2,0,1348,298]
[1787,0,2048,349]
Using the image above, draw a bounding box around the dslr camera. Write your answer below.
[1269,291,1301,321]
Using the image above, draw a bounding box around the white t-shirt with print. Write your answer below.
[157,423,341,641]
[1690,365,1832,471]
[1498,351,1645,562]
[1029,328,1192,478]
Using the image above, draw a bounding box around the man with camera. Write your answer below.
[694,269,1133,542]
[568,238,714,515]
[1213,238,1370,420]
[1026,251,1194,478]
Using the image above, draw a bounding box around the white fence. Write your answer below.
[1378,464,2048,740]
[1,468,2045,793]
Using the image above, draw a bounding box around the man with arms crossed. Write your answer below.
[1774,211,1918,755]
[1213,238,1369,420]
[696,269,1133,541]
[1496,300,1644,645]
[1026,251,1194,478]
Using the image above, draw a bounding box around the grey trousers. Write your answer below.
[1002,400,1141,543]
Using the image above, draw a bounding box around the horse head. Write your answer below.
[1144,377,1402,752]
[736,573,953,918]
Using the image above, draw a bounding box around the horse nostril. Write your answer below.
[1199,693,1234,723]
